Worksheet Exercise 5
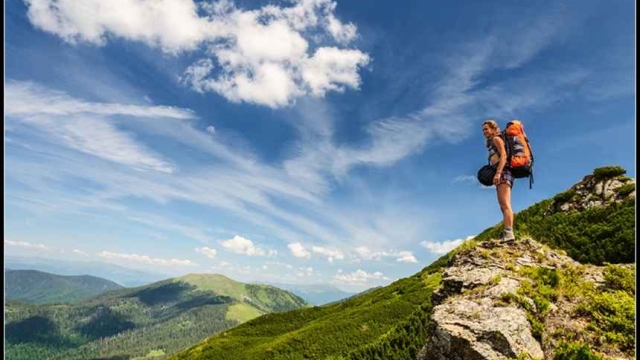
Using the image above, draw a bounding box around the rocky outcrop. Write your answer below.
[546,173,635,215]
[416,237,632,360]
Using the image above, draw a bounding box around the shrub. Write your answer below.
[593,166,626,180]
[586,290,635,350]
[553,190,576,205]
[616,183,635,197]
[603,264,635,295]
[553,341,603,360]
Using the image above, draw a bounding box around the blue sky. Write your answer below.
[5,0,635,292]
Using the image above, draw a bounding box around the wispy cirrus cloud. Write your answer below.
[5,81,182,173]
[5,80,195,119]
[5,239,51,251]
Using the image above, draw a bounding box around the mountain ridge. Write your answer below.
[5,269,124,304]
[5,272,309,360]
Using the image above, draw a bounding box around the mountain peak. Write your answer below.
[418,236,634,360]
[547,165,635,215]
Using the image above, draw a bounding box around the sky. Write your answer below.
[4,0,635,292]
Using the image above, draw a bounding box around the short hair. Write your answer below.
[482,120,499,131]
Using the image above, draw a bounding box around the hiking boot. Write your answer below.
[500,230,516,243]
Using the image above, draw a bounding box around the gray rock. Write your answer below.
[419,299,543,360]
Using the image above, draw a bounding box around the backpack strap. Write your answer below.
[525,137,534,189]
[500,131,512,169]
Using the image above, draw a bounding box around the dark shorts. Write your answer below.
[498,168,514,188]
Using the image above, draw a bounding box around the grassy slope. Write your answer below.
[171,269,443,360]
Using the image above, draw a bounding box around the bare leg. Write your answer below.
[496,183,513,229]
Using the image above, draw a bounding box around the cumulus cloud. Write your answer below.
[296,266,314,277]
[196,246,218,259]
[23,0,370,108]
[333,269,388,284]
[72,249,89,256]
[355,246,417,263]
[99,251,194,266]
[288,242,311,258]
[220,235,273,256]
[395,251,418,263]
[420,235,475,254]
[312,245,344,263]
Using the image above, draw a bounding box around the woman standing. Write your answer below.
[482,120,515,242]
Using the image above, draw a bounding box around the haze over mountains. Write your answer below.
[5,256,168,287]
[5,269,124,304]
[260,282,356,305]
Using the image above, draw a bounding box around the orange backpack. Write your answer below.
[501,120,534,188]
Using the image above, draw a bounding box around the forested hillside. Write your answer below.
[5,274,308,360]
[5,269,124,304]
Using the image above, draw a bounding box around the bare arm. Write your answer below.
[492,136,507,182]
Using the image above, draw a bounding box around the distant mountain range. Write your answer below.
[5,255,168,287]
[259,282,356,305]
[5,269,124,304]
[5,273,309,360]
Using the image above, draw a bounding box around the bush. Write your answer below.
[586,290,635,350]
[553,341,603,360]
[616,183,635,197]
[593,166,626,180]
[553,190,576,205]
[603,264,635,295]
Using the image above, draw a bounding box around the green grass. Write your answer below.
[170,270,443,360]
[225,303,264,323]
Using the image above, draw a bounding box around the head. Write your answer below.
[482,120,499,139]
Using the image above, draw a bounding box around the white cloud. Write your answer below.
[312,245,344,263]
[196,246,218,259]
[5,81,180,173]
[5,81,195,119]
[5,239,50,250]
[333,269,388,284]
[420,235,475,255]
[265,260,294,269]
[395,251,418,263]
[23,0,369,108]
[206,125,216,135]
[288,242,311,258]
[355,246,417,263]
[98,251,194,266]
[295,266,314,277]
[302,47,370,96]
[220,235,271,256]
[72,249,89,256]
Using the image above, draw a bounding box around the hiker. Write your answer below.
[482,120,515,242]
